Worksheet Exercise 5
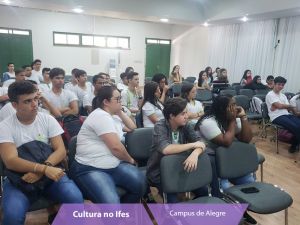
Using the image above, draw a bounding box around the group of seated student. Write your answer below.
[146,96,257,224]
[266,76,300,153]
[243,75,268,90]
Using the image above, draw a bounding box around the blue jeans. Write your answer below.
[2,175,83,225]
[70,160,146,203]
[273,114,300,145]
[220,173,255,190]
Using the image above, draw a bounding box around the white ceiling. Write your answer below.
[1,0,300,26]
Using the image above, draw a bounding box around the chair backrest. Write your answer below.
[234,95,250,110]
[219,89,236,96]
[125,127,153,162]
[261,102,269,120]
[135,111,144,128]
[185,77,196,83]
[284,92,295,101]
[172,84,182,96]
[234,85,243,95]
[196,89,213,102]
[239,89,255,99]
[68,136,77,168]
[216,141,258,180]
[161,153,212,193]
[255,89,269,95]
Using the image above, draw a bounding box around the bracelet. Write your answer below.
[33,163,38,173]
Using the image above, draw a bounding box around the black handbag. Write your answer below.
[5,140,55,194]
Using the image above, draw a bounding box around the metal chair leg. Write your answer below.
[260,164,263,182]
[285,208,288,225]
[276,127,279,154]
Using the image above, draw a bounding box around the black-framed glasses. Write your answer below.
[111,96,122,103]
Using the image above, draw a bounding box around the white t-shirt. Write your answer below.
[266,91,289,121]
[187,100,204,123]
[39,83,52,93]
[112,115,125,141]
[0,102,49,122]
[73,82,93,107]
[199,117,242,141]
[290,94,300,112]
[0,112,63,147]
[75,108,121,169]
[64,82,77,93]
[142,101,164,128]
[28,71,41,84]
[0,87,8,96]
[121,89,139,110]
[117,83,128,92]
[83,92,95,108]
[44,89,78,109]
[2,79,15,88]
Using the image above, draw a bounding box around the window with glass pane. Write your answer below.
[118,38,129,48]
[67,34,79,45]
[13,30,30,35]
[82,35,94,45]
[54,33,67,44]
[0,29,8,34]
[159,40,170,45]
[107,37,117,48]
[146,39,158,44]
[94,36,106,47]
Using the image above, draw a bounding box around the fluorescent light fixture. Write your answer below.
[160,18,169,23]
[73,8,83,13]
[241,16,248,22]
[2,0,11,4]
[203,22,209,27]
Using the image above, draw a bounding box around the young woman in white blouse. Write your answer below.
[141,81,164,127]
[70,85,146,203]
[181,82,204,123]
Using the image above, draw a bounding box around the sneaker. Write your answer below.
[243,212,257,224]
[48,213,57,225]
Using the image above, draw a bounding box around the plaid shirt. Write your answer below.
[146,119,203,186]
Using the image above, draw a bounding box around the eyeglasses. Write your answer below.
[111,96,122,103]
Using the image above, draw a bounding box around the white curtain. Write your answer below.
[207,19,277,83]
[273,16,300,93]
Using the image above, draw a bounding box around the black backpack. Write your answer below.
[58,115,84,147]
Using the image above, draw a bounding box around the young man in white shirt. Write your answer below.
[0,81,83,225]
[83,73,107,114]
[73,69,93,111]
[64,68,78,93]
[38,67,52,93]
[2,62,15,82]
[266,76,300,153]
[31,59,43,83]
[290,94,300,117]
[117,72,128,91]
[45,68,79,116]
[3,68,26,88]
[121,72,143,116]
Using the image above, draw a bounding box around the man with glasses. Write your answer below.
[44,68,78,116]
[83,73,108,114]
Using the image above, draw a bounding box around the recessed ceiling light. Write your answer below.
[203,22,209,27]
[73,8,83,13]
[2,0,11,4]
[241,16,248,22]
[160,18,169,23]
